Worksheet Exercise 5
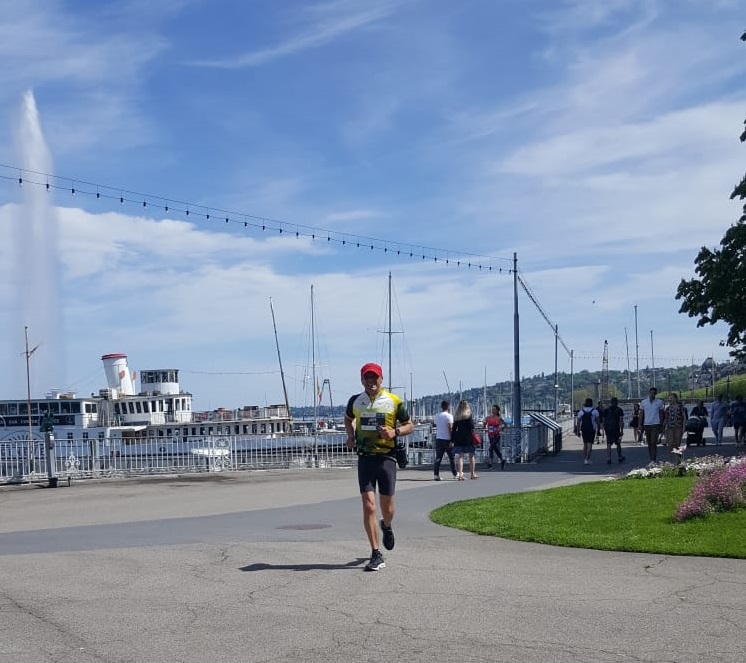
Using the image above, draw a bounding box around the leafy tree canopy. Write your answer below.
[676,222,746,360]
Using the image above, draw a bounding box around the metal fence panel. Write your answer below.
[1,422,555,485]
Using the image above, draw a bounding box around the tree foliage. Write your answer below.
[676,222,746,360]
[675,33,746,361]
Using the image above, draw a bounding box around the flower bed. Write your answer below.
[675,461,746,522]
[617,454,746,522]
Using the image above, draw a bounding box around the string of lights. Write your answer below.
[3,163,592,376]
[1,163,515,274]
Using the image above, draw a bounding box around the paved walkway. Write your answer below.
[0,432,744,662]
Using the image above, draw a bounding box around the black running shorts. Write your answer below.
[357,454,396,496]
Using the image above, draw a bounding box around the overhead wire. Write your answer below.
[3,163,588,381]
[1,164,514,275]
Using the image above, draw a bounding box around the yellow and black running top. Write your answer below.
[345,388,410,456]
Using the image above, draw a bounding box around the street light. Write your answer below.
[23,326,40,477]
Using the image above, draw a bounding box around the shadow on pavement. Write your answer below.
[240,558,369,572]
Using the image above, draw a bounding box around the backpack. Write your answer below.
[579,409,595,435]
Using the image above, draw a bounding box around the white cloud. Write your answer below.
[189,0,399,68]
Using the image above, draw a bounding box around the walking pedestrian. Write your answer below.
[596,400,606,445]
[485,404,506,470]
[451,400,478,480]
[638,387,665,462]
[433,400,457,480]
[629,403,644,445]
[730,395,745,446]
[710,394,728,445]
[602,397,625,464]
[664,393,686,462]
[344,362,414,572]
[576,398,599,465]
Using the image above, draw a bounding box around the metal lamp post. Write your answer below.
[23,326,40,478]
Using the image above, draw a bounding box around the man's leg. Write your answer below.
[446,445,457,476]
[379,493,395,528]
[376,460,397,551]
[361,491,379,551]
[433,440,445,476]
[378,492,396,552]
[645,426,657,461]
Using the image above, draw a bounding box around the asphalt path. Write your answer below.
[1,434,744,663]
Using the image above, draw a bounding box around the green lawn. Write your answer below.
[430,478,746,558]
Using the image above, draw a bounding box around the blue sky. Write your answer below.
[0,0,744,411]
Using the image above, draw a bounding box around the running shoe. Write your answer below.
[365,549,385,572]
[380,519,395,550]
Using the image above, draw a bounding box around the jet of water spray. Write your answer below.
[6,90,65,395]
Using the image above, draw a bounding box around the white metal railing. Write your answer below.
[0,432,357,484]
[1,422,563,484]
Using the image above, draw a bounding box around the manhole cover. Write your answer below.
[275,523,332,531]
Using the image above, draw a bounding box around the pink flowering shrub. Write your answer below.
[675,463,746,522]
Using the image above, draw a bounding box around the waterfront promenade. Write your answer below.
[0,433,744,663]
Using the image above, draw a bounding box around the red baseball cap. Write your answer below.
[360,362,383,379]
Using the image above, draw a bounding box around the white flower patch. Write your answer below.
[617,452,746,480]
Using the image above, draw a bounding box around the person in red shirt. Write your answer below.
[485,404,506,470]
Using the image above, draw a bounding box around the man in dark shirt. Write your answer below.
[603,397,625,464]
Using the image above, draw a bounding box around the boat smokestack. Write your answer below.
[101,353,136,396]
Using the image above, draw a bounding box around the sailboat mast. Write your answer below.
[311,285,317,443]
[387,272,392,392]
[483,367,487,420]
[624,327,632,399]
[269,298,291,419]
[410,371,414,420]
[379,273,403,394]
